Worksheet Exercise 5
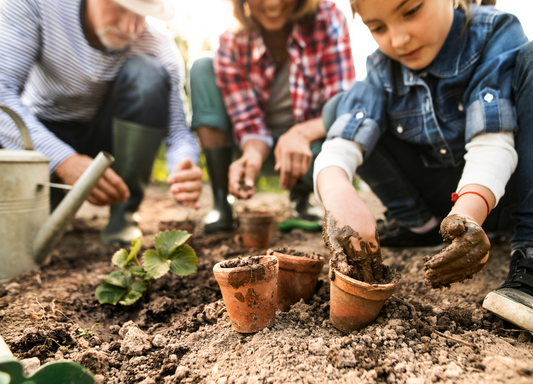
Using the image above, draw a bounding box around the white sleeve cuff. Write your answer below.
[457,132,517,207]
[313,137,364,203]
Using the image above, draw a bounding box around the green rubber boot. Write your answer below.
[100,118,166,245]
[202,147,236,233]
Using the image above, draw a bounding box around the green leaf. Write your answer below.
[154,230,191,258]
[111,249,128,268]
[118,281,147,306]
[96,283,127,305]
[128,264,147,279]
[143,249,170,279]
[103,271,129,288]
[125,237,143,265]
[168,244,198,276]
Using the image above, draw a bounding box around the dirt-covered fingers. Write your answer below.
[228,158,248,199]
[425,259,487,288]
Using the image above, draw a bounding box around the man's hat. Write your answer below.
[112,0,175,21]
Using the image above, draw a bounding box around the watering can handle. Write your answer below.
[0,105,34,151]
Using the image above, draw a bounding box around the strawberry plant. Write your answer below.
[96,230,197,306]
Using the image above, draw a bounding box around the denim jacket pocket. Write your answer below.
[435,89,466,124]
[388,110,424,140]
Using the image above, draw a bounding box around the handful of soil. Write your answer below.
[323,211,396,285]
[424,214,490,289]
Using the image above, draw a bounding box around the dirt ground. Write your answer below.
[1,183,532,384]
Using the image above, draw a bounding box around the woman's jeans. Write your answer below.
[189,56,336,191]
[324,42,533,250]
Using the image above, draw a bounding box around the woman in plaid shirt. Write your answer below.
[190,0,355,233]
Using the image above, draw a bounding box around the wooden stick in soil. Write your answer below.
[391,296,480,351]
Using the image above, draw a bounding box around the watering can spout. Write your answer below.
[33,151,115,263]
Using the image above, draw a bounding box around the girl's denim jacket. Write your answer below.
[328,6,528,168]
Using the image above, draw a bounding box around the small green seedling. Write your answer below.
[76,323,99,339]
[96,230,197,306]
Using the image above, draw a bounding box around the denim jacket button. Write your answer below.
[458,102,464,112]
[484,93,494,103]
[396,124,403,133]
[356,112,364,119]
[439,148,447,155]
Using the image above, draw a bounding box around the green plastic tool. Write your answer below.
[0,336,94,384]
[278,219,322,233]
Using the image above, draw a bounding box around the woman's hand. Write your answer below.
[424,214,490,288]
[274,118,326,190]
[274,128,313,190]
[167,158,203,209]
[228,139,269,199]
[54,153,130,206]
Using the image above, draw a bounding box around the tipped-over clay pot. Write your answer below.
[267,249,325,311]
[238,211,274,249]
[213,255,278,333]
[330,268,398,333]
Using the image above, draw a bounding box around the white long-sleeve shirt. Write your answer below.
[0,0,199,173]
[314,132,517,207]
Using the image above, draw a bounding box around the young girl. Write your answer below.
[314,0,533,332]
[189,0,354,233]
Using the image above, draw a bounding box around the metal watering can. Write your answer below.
[0,106,114,283]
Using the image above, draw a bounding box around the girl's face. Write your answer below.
[247,0,299,31]
[356,0,454,70]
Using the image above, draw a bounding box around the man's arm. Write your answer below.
[0,0,77,173]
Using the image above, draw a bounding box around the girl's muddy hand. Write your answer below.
[424,214,490,288]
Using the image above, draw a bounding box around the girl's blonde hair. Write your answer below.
[231,0,322,31]
[349,0,497,17]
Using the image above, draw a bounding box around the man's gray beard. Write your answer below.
[96,26,138,50]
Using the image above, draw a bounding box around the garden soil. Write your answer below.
[1,184,532,384]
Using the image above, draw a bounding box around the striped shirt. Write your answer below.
[0,0,199,173]
[214,1,355,148]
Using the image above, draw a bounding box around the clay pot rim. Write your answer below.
[332,268,399,291]
[213,255,278,275]
[268,250,325,262]
[270,251,325,272]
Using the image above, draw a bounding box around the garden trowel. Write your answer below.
[0,335,94,384]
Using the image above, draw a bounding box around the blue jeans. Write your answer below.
[324,42,533,248]
[190,56,335,191]
[40,54,170,158]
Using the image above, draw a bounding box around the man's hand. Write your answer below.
[424,214,490,288]
[54,154,129,206]
[167,158,203,209]
[274,128,313,190]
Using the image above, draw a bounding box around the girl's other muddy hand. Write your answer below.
[424,214,490,288]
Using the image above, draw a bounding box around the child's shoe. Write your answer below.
[483,247,533,332]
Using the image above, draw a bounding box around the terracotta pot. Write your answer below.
[158,220,196,245]
[238,212,274,249]
[213,255,278,333]
[330,268,398,333]
[268,250,325,311]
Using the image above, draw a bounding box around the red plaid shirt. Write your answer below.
[214,1,355,148]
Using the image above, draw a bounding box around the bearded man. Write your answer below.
[0,0,203,244]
